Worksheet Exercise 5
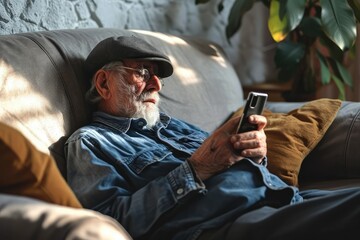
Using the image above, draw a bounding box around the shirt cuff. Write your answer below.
[260,156,268,167]
[166,161,207,202]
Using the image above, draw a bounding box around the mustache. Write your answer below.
[137,91,159,102]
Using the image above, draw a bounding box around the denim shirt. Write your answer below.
[65,111,303,240]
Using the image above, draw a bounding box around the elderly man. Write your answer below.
[65,35,360,240]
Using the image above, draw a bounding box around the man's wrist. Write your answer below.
[187,158,210,181]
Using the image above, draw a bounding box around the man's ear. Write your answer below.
[94,70,111,99]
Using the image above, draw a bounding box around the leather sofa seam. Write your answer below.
[22,34,77,125]
[344,105,360,176]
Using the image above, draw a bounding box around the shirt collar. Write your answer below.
[92,111,171,133]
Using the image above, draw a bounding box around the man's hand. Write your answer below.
[231,115,267,163]
[188,115,267,180]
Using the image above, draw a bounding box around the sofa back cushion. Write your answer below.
[0,28,243,169]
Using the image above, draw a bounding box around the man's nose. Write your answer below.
[145,75,162,92]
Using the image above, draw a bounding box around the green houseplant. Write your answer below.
[196,0,360,100]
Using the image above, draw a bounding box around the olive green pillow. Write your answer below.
[0,122,82,208]
[232,98,341,186]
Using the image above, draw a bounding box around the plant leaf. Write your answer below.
[268,0,289,42]
[300,17,321,38]
[275,41,305,81]
[268,0,306,42]
[226,0,259,40]
[334,60,353,87]
[275,40,305,68]
[279,0,287,20]
[331,74,346,100]
[320,0,357,50]
[318,31,345,61]
[285,0,306,31]
[316,51,331,84]
[347,0,360,22]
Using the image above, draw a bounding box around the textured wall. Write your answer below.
[0,0,276,85]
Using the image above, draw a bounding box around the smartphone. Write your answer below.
[236,92,268,133]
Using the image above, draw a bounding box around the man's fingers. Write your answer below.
[248,115,267,129]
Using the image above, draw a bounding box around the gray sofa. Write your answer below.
[0,28,359,238]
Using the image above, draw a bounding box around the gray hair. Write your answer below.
[85,61,127,105]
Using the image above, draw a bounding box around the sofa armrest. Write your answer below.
[0,194,132,240]
[299,101,360,181]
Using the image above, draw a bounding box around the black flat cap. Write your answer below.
[84,35,173,79]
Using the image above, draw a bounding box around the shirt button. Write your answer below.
[176,188,184,195]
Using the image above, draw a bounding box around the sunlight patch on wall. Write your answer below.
[0,60,64,153]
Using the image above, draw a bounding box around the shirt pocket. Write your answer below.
[127,148,173,174]
[173,132,205,149]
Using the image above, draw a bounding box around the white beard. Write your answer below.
[115,84,161,128]
[133,97,160,128]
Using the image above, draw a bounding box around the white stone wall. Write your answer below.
[0,0,276,85]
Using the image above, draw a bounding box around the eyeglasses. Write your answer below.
[122,66,164,86]
[122,66,152,82]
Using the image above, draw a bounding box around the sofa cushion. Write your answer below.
[232,98,341,186]
[0,194,131,240]
[0,122,82,208]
